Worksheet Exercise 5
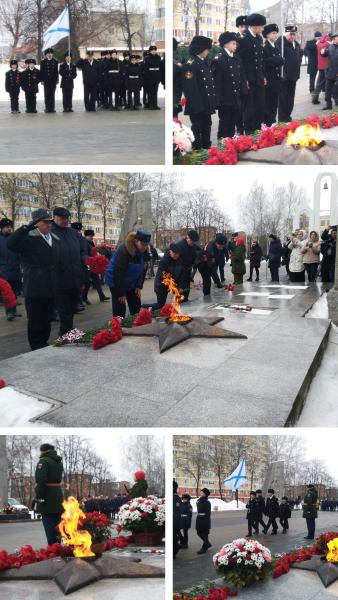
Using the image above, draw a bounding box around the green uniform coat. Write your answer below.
[129,478,148,499]
[231,245,246,275]
[35,450,64,514]
[302,487,318,519]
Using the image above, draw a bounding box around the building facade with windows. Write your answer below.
[173,0,247,44]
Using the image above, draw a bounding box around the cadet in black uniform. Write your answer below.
[279,496,291,533]
[125,54,143,110]
[264,488,280,535]
[196,488,212,554]
[263,24,285,126]
[119,51,130,107]
[246,491,259,537]
[173,38,183,117]
[5,59,21,113]
[175,230,200,301]
[277,25,302,122]
[59,52,77,112]
[179,494,193,548]
[255,489,267,533]
[173,481,182,559]
[182,35,216,150]
[99,50,110,108]
[21,59,40,113]
[143,45,162,109]
[236,15,247,39]
[236,12,266,134]
[199,234,227,296]
[77,51,100,111]
[40,48,59,113]
[105,49,122,110]
[212,32,248,139]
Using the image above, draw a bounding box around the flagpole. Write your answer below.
[67,1,71,58]
[280,0,284,78]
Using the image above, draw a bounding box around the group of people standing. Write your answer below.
[305,31,338,109]
[5,45,164,114]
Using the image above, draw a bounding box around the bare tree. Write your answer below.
[62,173,90,221]
[175,436,209,496]
[122,436,165,496]
[32,173,63,209]
[0,175,25,227]
[0,0,31,54]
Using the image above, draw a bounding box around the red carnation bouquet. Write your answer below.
[0,278,16,310]
[86,255,109,276]
[92,317,123,350]
[80,512,112,544]
[159,303,175,318]
[132,308,153,327]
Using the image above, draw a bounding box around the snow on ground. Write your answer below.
[190,498,246,512]
[298,293,338,426]
[0,386,52,427]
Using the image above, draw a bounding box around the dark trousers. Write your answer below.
[62,88,73,110]
[278,79,297,121]
[178,528,189,546]
[83,272,106,301]
[243,83,265,132]
[306,517,316,539]
[127,90,140,108]
[289,270,305,283]
[325,78,338,106]
[54,288,79,336]
[25,91,37,112]
[190,112,212,150]
[44,83,56,111]
[236,111,244,134]
[25,297,53,351]
[233,273,244,285]
[84,83,97,111]
[197,531,210,550]
[218,106,239,139]
[280,517,289,532]
[41,513,62,545]
[313,70,326,97]
[249,265,260,280]
[148,83,159,108]
[257,514,266,530]
[309,72,317,92]
[305,263,319,282]
[107,89,120,108]
[269,265,280,282]
[110,288,141,318]
[119,85,127,105]
[247,514,257,536]
[200,265,222,295]
[265,87,279,126]
[219,264,225,282]
[9,92,19,111]
[266,517,278,533]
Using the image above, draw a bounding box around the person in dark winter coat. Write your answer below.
[175,230,200,301]
[179,493,193,548]
[263,24,285,126]
[264,488,279,534]
[124,55,143,109]
[199,233,227,295]
[231,237,246,284]
[105,229,151,317]
[173,480,182,558]
[119,52,130,107]
[320,226,336,283]
[255,489,266,533]
[236,13,266,134]
[196,488,212,554]
[0,218,21,321]
[5,60,21,113]
[59,52,77,112]
[321,33,338,109]
[246,492,259,536]
[76,51,100,111]
[277,25,302,121]
[6,209,59,350]
[151,243,184,308]
[126,471,148,498]
[279,496,291,533]
[303,484,318,540]
[304,32,321,92]
[247,237,263,281]
[51,207,85,336]
[212,32,248,139]
[173,39,183,117]
[40,48,59,113]
[35,443,63,545]
[143,45,162,109]
[21,59,40,113]
[104,50,122,110]
[267,234,283,282]
[182,36,216,150]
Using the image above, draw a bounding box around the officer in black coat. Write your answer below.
[153,243,184,308]
[5,60,21,113]
[304,32,321,92]
[173,38,183,117]
[125,55,143,109]
[277,25,302,122]
[77,51,100,111]
[321,34,338,109]
[196,488,212,554]
[247,238,263,281]
[98,50,110,108]
[246,491,259,537]
[40,48,59,113]
[173,480,182,559]
[6,209,59,350]
[255,489,266,533]
[52,207,85,336]
[21,59,40,113]
[59,52,77,112]
[179,493,193,548]
[0,218,21,321]
[263,24,285,126]
[104,49,122,110]
[264,488,280,534]
[175,230,200,301]
[212,32,248,139]
[182,35,216,150]
[279,496,291,533]
[119,51,130,106]
[236,13,266,134]
[143,45,162,109]
[198,233,227,296]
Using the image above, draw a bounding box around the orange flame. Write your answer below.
[59,496,94,558]
[287,124,322,147]
[162,272,192,322]
[327,538,338,563]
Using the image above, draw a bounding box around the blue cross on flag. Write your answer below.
[42,7,70,52]
[223,459,247,492]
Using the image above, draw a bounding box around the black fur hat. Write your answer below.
[219,32,237,46]
[247,13,267,26]
[189,35,212,56]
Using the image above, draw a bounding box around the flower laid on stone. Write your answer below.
[213,538,273,589]
[173,118,195,156]
[92,316,123,350]
[118,496,165,533]
[56,329,85,345]
[132,308,153,327]
[86,254,109,276]
[0,380,6,389]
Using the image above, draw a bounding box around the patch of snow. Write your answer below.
[305,292,329,319]
[190,498,246,512]
[0,387,52,426]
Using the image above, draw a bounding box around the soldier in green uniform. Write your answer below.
[125,470,148,499]
[35,443,64,545]
[303,483,318,540]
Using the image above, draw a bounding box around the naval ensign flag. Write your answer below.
[42,7,70,52]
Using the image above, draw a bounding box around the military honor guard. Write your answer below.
[5,59,21,113]
[246,492,259,537]
[236,13,267,134]
[59,52,77,112]
[20,58,40,113]
[124,54,143,110]
[119,51,130,106]
[212,32,248,139]
[264,488,280,535]
[98,50,110,108]
[105,49,122,110]
[143,45,162,109]
[35,443,63,545]
[182,35,216,150]
[76,50,100,112]
[40,48,59,113]
[263,24,285,126]
[277,25,302,122]
[196,488,212,554]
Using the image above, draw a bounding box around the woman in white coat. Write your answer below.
[287,230,306,282]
